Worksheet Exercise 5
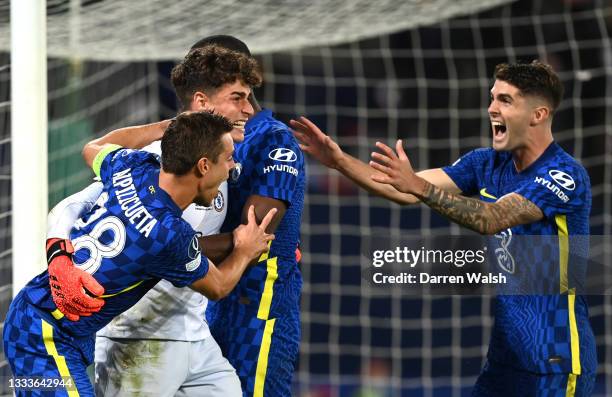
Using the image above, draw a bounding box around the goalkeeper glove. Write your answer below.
[295,241,302,263]
[47,238,105,321]
[295,247,302,263]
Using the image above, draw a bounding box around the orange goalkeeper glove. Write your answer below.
[47,238,105,321]
[295,242,302,263]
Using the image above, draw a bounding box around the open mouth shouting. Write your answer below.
[492,121,507,142]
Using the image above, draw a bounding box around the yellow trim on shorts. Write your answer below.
[257,257,278,320]
[92,144,122,178]
[565,373,577,397]
[99,280,145,298]
[41,320,79,396]
[567,292,581,375]
[555,214,581,375]
[254,318,276,397]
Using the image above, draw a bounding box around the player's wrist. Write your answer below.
[334,151,350,171]
[409,175,429,197]
[229,246,253,264]
[159,119,173,132]
[46,238,74,265]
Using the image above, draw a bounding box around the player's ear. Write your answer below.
[531,105,550,126]
[195,157,209,176]
[191,91,209,111]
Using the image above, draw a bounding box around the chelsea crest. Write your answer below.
[213,190,224,212]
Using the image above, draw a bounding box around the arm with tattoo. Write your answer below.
[369,139,543,235]
[416,182,543,234]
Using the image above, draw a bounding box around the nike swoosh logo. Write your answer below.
[480,188,497,200]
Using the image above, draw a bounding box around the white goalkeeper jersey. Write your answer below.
[96,140,228,341]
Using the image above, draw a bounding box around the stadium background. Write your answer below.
[0,0,611,395]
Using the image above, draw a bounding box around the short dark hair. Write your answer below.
[494,60,564,112]
[189,35,262,111]
[171,45,262,109]
[161,111,233,175]
[190,35,251,56]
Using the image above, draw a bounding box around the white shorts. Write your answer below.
[94,336,241,397]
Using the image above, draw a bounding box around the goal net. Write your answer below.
[1,0,611,395]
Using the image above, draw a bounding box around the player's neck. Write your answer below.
[512,128,554,172]
[158,170,197,211]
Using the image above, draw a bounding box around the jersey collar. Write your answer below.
[149,169,182,216]
[244,108,273,135]
[517,141,559,175]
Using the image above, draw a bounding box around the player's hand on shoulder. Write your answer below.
[232,205,276,262]
[47,238,105,321]
[290,116,344,169]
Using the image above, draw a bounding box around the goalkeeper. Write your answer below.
[292,61,596,397]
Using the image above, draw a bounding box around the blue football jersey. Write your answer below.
[443,142,596,375]
[23,147,209,337]
[221,109,305,317]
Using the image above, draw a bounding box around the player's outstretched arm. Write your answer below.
[370,140,544,234]
[81,119,172,167]
[191,206,276,300]
[290,116,457,205]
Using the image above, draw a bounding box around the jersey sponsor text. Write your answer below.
[263,163,299,176]
[534,176,570,203]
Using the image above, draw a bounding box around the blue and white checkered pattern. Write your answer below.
[443,142,596,376]
[5,148,210,387]
[209,109,305,395]
[472,359,596,397]
[3,290,95,396]
[210,300,300,396]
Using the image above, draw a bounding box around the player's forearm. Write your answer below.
[213,249,253,298]
[412,178,540,235]
[88,120,171,151]
[191,249,251,300]
[336,153,419,205]
[199,233,234,263]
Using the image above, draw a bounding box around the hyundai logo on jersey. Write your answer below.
[548,169,576,190]
[268,148,297,162]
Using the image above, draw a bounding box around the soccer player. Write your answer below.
[206,94,305,397]
[201,56,306,397]
[292,61,596,396]
[3,111,277,396]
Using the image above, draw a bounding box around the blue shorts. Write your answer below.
[472,359,595,397]
[3,291,95,397]
[210,302,300,397]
